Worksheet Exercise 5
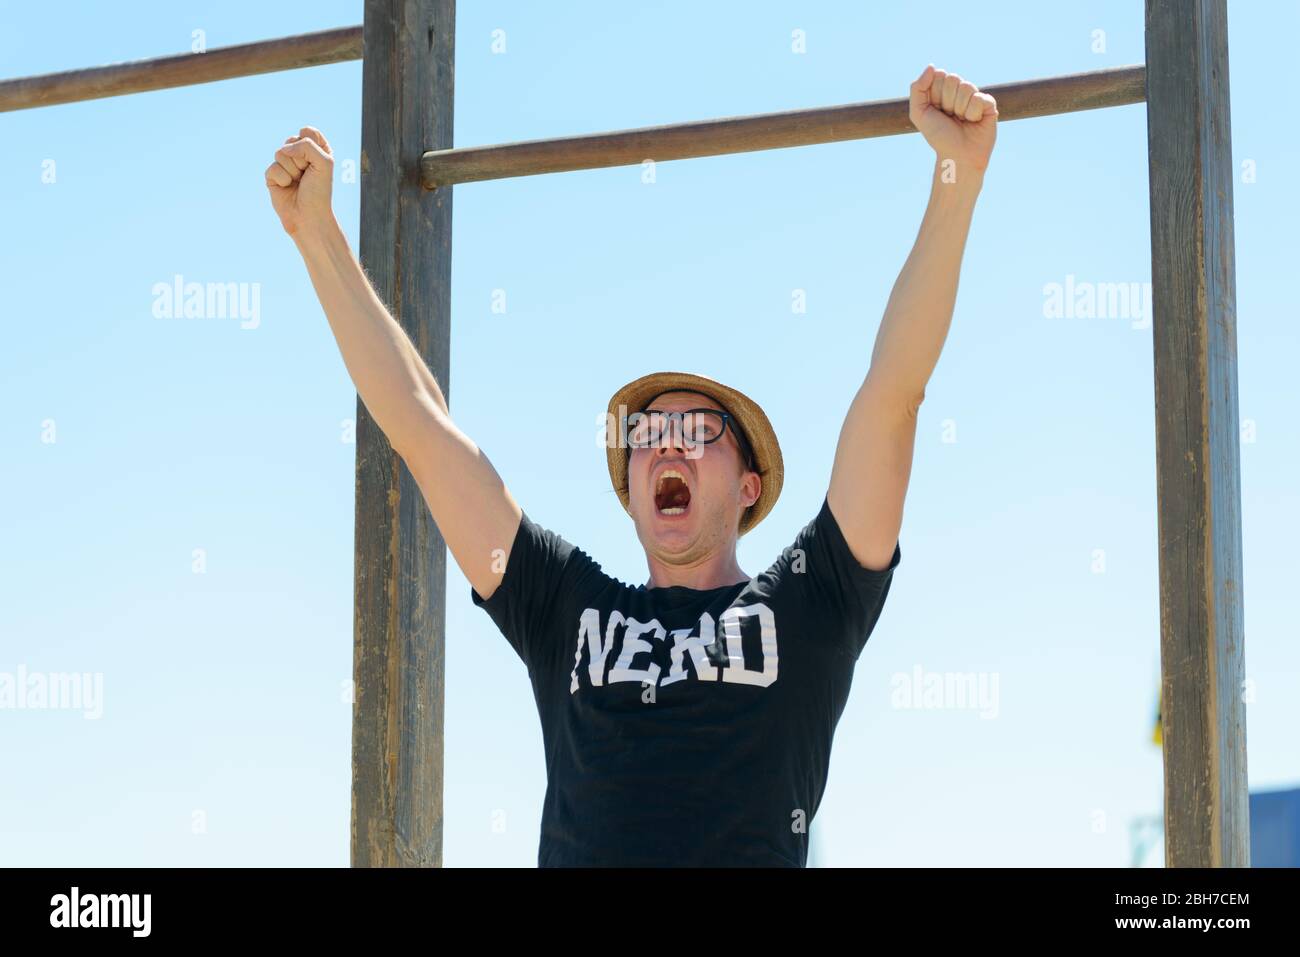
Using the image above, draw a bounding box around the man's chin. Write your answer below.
[639,504,698,545]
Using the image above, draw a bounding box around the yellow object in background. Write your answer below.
[1153,687,1162,746]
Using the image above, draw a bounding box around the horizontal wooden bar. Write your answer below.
[0,26,362,113]
[422,64,1145,188]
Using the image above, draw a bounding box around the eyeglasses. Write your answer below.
[624,408,756,470]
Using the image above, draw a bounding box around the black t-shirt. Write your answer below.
[470,494,901,867]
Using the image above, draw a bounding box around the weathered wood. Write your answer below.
[1145,0,1249,867]
[421,64,1145,188]
[0,26,362,113]
[352,0,454,868]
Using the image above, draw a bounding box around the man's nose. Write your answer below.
[655,416,697,458]
[653,415,682,451]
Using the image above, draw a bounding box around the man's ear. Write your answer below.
[742,470,762,509]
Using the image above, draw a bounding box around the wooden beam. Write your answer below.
[0,26,362,113]
[421,64,1145,188]
[351,0,454,868]
[1145,0,1249,867]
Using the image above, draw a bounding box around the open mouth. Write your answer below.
[654,468,692,516]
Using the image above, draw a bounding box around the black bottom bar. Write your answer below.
[0,865,1290,941]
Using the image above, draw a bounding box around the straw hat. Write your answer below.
[605,371,784,536]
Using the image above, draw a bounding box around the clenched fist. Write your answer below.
[265,127,336,237]
[909,65,998,175]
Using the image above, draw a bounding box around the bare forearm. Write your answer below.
[292,217,448,450]
[867,160,984,400]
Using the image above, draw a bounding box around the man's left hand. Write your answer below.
[908,65,998,175]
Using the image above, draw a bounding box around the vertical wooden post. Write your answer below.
[1144,0,1249,867]
[352,0,455,867]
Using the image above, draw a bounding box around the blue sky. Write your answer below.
[2,0,1296,867]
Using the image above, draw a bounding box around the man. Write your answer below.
[266,64,997,866]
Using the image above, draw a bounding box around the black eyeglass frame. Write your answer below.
[623,408,758,473]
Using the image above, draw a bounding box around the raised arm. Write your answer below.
[265,127,522,601]
[827,66,998,570]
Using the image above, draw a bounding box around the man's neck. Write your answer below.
[644,553,749,591]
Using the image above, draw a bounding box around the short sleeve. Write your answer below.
[781,495,901,660]
[470,511,600,670]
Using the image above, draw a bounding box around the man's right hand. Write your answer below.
[265,127,335,238]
